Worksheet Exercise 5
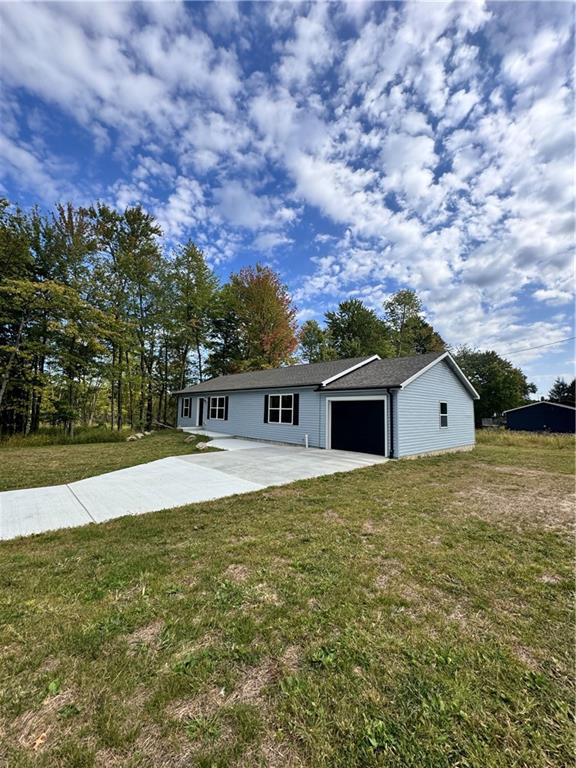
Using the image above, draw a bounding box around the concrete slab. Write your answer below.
[175,446,387,486]
[181,428,233,438]
[207,438,272,451]
[70,458,264,523]
[0,443,387,541]
[0,485,92,539]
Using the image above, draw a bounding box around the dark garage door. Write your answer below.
[330,400,385,456]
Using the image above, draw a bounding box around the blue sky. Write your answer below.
[1,1,574,395]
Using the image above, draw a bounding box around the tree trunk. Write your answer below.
[125,350,134,427]
[0,314,26,411]
[117,344,123,431]
[110,345,116,429]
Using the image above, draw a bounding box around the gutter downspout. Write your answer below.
[387,388,397,459]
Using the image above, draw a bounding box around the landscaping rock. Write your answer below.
[126,435,138,442]
[196,441,209,449]
[135,433,145,439]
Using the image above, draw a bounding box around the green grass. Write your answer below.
[0,425,132,447]
[0,429,208,491]
[0,434,573,767]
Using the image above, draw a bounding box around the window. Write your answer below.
[440,401,448,428]
[209,396,226,420]
[268,393,294,424]
[182,397,191,418]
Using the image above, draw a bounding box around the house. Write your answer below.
[173,351,479,458]
[504,401,576,434]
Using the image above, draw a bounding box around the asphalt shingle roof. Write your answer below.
[323,351,444,389]
[173,352,446,394]
[173,356,372,394]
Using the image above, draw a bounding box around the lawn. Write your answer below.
[0,432,573,767]
[0,430,207,491]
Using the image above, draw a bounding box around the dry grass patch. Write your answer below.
[127,620,165,652]
[451,463,574,534]
[13,689,78,753]
[224,563,250,582]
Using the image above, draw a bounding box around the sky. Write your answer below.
[0,1,574,395]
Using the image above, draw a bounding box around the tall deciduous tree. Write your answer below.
[383,289,445,356]
[454,347,537,425]
[325,299,391,358]
[299,319,335,363]
[229,263,298,370]
[206,284,246,377]
[168,242,219,386]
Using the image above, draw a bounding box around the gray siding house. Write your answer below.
[173,352,479,458]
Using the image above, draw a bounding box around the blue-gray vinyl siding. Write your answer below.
[177,395,197,428]
[395,359,475,457]
[185,388,323,447]
[176,358,475,457]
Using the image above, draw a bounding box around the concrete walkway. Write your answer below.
[0,443,387,541]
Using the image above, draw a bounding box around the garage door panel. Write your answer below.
[330,400,385,456]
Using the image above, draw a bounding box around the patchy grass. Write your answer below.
[475,428,575,475]
[0,430,208,491]
[0,437,573,767]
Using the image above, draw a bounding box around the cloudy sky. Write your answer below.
[1,1,574,394]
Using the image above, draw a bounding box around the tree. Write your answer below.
[549,378,576,406]
[228,263,298,370]
[168,242,219,386]
[205,284,246,377]
[454,347,537,426]
[299,320,335,363]
[383,289,445,356]
[325,299,391,358]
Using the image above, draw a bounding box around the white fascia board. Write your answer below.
[504,401,576,413]
[320,355,380,387]
[400,352,480,400]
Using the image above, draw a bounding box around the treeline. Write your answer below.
[1,197,540,436]
[0,199,298,435]
[299,290,445,362]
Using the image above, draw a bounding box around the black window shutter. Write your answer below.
[180,397,184,417]
[224,396,229,421]
[263,395,269,423]
[293,393,299,425]
[207,396,211,419]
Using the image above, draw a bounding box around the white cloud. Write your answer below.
[0,0,573,376]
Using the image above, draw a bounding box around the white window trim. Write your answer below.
[267,392,295,425]
[439,401,448,428]
[209,395,226,420]
[182,397,191,419]
[325,395,388,456]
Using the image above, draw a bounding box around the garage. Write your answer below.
[329,399,386,456]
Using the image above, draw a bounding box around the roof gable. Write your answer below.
[504,400,576,413]
[173,352,480,398]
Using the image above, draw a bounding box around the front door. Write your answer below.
[330,400,385,455]
[198,398,204,426]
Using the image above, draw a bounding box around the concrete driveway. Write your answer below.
[0,442,387,541]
